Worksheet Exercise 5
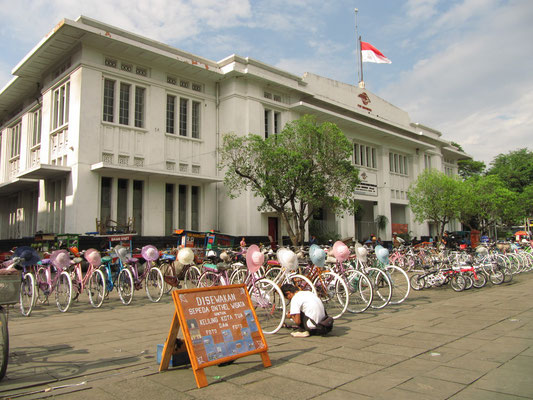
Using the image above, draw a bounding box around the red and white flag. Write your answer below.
[361,41,391,64]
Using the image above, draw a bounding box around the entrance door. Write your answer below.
[268,217,278,243]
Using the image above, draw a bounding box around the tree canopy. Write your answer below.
[459,175,520,234]
[407,169,463,242]
[218,115,360,245]
[486,148,533,193]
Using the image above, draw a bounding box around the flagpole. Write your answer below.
[359,35,364,88]
[355,8,360,84]
[355,9,365,88]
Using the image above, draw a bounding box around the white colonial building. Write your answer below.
[0,16,468,243]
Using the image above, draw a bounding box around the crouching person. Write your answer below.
[281,284,333,337]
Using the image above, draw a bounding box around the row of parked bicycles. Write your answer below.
[1,238,531,380]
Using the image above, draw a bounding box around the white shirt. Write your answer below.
[289,290,326,329]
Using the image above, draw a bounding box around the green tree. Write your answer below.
[457,159,486,180]
[486,148,533,193]
[407,169,463,242]
[218,115,360,246]
[459,175,520,235]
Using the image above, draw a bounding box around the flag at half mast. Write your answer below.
[361,41,391,64]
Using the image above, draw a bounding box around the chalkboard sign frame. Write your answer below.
[159,284,271,388]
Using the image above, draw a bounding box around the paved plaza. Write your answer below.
[1,273,533,399]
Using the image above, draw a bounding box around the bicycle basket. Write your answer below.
[0,269,21,304]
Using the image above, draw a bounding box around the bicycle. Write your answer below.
[238,245,286,334]
[2,247,39,316]
[328,245,374,314]
[116,245,164,304]
[34,250,73,312]
[0,268,21,380]
[69,249,106,308]
[373,245,411,305]
[99,247,132,305]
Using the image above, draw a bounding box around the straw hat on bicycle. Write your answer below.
[375,245,389,265]
[277,248,298,270]
[14,246,41,267]
[332,241,350,262]
[84,248,102,266]
[246,244,264,273]
[141,245,159,262]
[50,249,72,270]
[114,245,129,262]
[355,242,368,262]
[177,247,195,265]
[309,244,326,268]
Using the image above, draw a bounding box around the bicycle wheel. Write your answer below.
[463,273,474,290]
[489,267,505,285]
[346,270,373,313]
[118,268,134,305]
[385,265,410,305]
[35,267,50,304]
[159,262,175,294]
[287,274,316,295]
[20,272,35,317]
[198,271,220,287]
[472,269,487,288]
[367,268,392,309]
[250,278,286,334]
[503,267,513,283]
[313,272,348,319]
[0,307,8,381]
[55,271,73,313]
[410,273,425,291]
[264,266,282,282]
[450,274,466,292]
[184,265,201,288]
[88,269,106,308]
[145,267,164,302]
[229,268,248,284]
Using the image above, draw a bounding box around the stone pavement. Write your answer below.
[1,273,533,399]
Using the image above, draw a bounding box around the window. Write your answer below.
[264,109,281,138]
[165,184,174,235]
[10,122,21,158]
[100,177,112,223]
[117,179,128,226]
[134,87,145,128]
[191,186,200,231]
[179,98,188,136]
[389,152,409,175]
[119,83,130,125]
[103,79,115,122]
[32,109,42,147]
[166,95,201,138]
[52,81,70,130]
[424,154,432,170]
[192,101,200,138]
[166,95,175,134]
[133,180,143,233]
[179,185,187,228]
[274,112,281,134]
[353,143,377,168]
[264,109,271,138]
[102,78,146,128]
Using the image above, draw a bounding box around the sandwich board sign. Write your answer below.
[159,284,271,388]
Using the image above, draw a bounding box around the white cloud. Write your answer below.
[405,0,439,20]
[382,0,533,164]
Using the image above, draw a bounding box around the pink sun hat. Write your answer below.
[332,241,350,262]
[246,245,264,273]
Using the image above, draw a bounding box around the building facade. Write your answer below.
[0,16,468,243]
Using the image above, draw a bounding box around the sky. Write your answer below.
[0,0,531,166]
